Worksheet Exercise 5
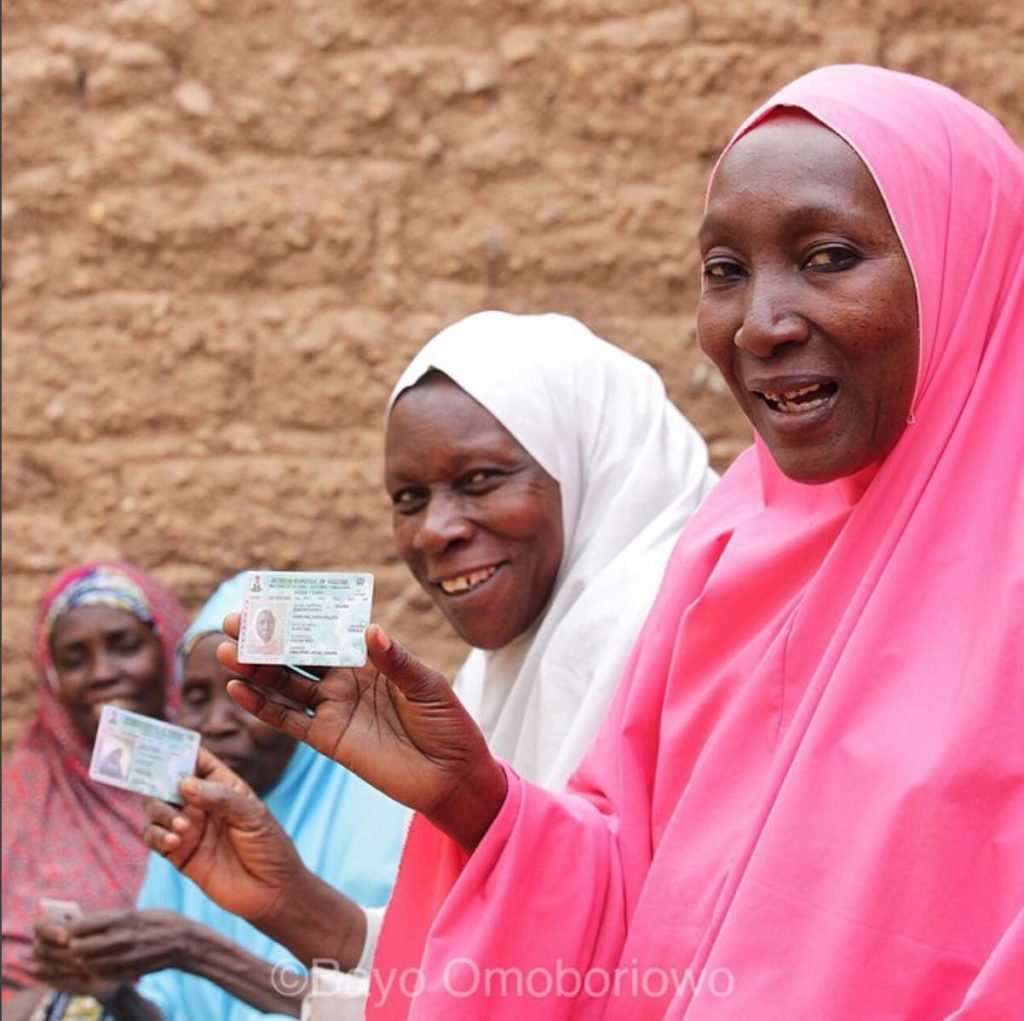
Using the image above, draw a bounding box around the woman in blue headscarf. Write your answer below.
[32,573,409,1020]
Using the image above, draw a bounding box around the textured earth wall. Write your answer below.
[3,0,1022,750]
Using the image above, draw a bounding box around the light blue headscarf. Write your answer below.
[176,569,250,675]
[135,573,410,1021]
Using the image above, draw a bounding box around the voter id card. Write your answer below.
[237,571,374,668]
[89,704,200,805]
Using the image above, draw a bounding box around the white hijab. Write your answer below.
[388,311,717,789]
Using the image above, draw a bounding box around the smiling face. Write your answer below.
[385,374,564,650]
[179,633,295,795]
[697,115,919,484]
[49,605,166,740]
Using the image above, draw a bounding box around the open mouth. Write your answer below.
[436,563,505,596]
[90,696,138,719]
[753,381,838,414]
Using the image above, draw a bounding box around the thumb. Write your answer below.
[366,625,451,703]
[179,777,264,828]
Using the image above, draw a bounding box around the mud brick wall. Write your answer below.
[3,0,1021,749]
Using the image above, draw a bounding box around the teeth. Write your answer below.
[762,383,822,401]
[93,697,131,718]
[440,566,499,595]
[758,382,834,415]
[772,395,830,414]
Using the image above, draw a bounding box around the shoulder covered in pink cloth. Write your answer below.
[371,65,1024,1020]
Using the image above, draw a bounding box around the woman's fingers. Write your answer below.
[35,920,70,946]
[191,746,256,798]
[143,797,185,829]
[366,624,449,702]
[143,821,181,855]
[178,776,265,828]
[65,910,126,939]
[222,611,240,639]
[226,681,314,742]
[216,639,277,685]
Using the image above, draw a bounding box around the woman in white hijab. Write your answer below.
[387,310,716,788]
[142,311,716,1016]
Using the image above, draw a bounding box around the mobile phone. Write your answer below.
[38,898,83,926]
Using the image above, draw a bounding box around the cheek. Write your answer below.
[492,488,561,543]
[177,706,203,731]
[391,519,421,567]
[55,672,88,711]
[127,647,166,693]
[696,303,735,374]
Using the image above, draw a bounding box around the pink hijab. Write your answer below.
[1,563,189,993]
[370,66,1024,1018]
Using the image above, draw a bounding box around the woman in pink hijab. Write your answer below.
[208,64,1022,1018]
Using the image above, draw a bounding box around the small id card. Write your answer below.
[238,571,374,668]
[89,704,200,805]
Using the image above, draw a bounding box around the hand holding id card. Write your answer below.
[237,571,374,668]
[89,704,200,805]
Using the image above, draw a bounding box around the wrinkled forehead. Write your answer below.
[701,113,889,241]
[712,111,857,185]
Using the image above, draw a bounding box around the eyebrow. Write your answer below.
[698,200,873,244]
[54,625,137,647]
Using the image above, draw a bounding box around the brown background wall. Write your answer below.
[3,0,1021,752]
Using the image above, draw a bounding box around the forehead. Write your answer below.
[183,632,228,677]
[385,376,528,477]
[50,605,149,645]
[702,116,889,239]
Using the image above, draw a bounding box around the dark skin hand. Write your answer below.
[218,619,508,855]
[30,918,165,1021]
[33,909,188,985]
[144,747,368,970]
[32,907,303,1017]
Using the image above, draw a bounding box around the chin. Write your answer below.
[769,443,852,485]
[451,614,523,651]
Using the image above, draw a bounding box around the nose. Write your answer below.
[413,491,474,554]
[734,272,811,358]
[87,647,120,688]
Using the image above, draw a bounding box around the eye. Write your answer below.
[391,487,427,515]
[181,683,209,707]
[803,245,861,271]
[702,258,746,283]
[112,632,145,655]
[54,649,86,672]
[461,469,504,493]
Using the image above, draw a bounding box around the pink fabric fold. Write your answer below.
[371,65,1024,1019]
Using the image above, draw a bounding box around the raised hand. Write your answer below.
[143,747,306,924]
[218,620,506,853]
[144,748,367,969]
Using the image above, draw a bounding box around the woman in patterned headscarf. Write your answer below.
[2,563,188,1009]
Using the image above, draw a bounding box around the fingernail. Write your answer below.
[181,777,200,796]
[374,625,392,652]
